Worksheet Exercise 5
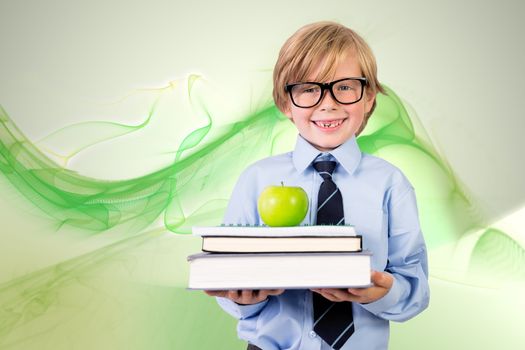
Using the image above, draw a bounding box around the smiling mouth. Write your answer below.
[312,119,345,129]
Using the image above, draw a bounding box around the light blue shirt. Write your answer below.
[217,135,430,350]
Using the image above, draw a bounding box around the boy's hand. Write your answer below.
[311,270,393,304]
[204,289,285,305]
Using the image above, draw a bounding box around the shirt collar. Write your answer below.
[292,134,362,175]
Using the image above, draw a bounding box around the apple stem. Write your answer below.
[281,181,284,187]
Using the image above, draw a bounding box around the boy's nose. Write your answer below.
[317,90,338,110]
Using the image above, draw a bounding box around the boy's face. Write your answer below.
[283,51,375,151]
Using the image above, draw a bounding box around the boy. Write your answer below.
[206,21,429,350]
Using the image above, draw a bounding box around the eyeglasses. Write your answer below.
[285,77,367,108]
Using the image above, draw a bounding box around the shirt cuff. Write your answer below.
[360,274,407,315]
[217,296,269,320]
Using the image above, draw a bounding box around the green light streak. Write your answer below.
[0,76,283,234]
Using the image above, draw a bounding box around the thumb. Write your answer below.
[371,270,393,289]
[266,289,285,296]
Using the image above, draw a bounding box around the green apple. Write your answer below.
[257,182,309,227]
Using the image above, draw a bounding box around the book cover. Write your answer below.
[192,225,357,237]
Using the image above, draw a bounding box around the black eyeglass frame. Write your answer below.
[285,77,368,108]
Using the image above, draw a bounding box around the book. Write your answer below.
[200,235,362,253]
[193,225,357,237]
[193,225,361,253]
[187,251,372,290]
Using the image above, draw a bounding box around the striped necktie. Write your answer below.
[312,160,354,349]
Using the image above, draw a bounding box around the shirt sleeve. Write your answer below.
[217,297,269,320]
[361,178,430,322]
[222,166,260,225]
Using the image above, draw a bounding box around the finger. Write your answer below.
[257,290,271,300]
[371,271,393,289]
[327,288,357,302]
[204,290,226,297]
[316,290,339,302]
[265,289,285,296]
[347,287,367,296]
[317,289,349,302]
[227,290,242,300]
[316,288,336,297]
[312,288,351,302]
[311,289,336,300]
[252,289,275,302]
[241,289,254,301]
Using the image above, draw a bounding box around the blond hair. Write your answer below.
[273,21,385,134]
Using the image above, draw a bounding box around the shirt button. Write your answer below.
[309,330,317,338]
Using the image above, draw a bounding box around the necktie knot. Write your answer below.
[313,160,337,180]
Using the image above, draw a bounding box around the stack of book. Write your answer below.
[187,225,372,290]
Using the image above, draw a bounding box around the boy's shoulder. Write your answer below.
[243,151,294,172]
[358,152,411,186]
[235,151,294,184]
[360,151,399,171]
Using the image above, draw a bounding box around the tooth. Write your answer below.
[315,121,342,128]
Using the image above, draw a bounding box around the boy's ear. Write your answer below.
[364,90,376,114]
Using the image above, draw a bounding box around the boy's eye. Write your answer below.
[301,85,320,94]
[337,84,355,91]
